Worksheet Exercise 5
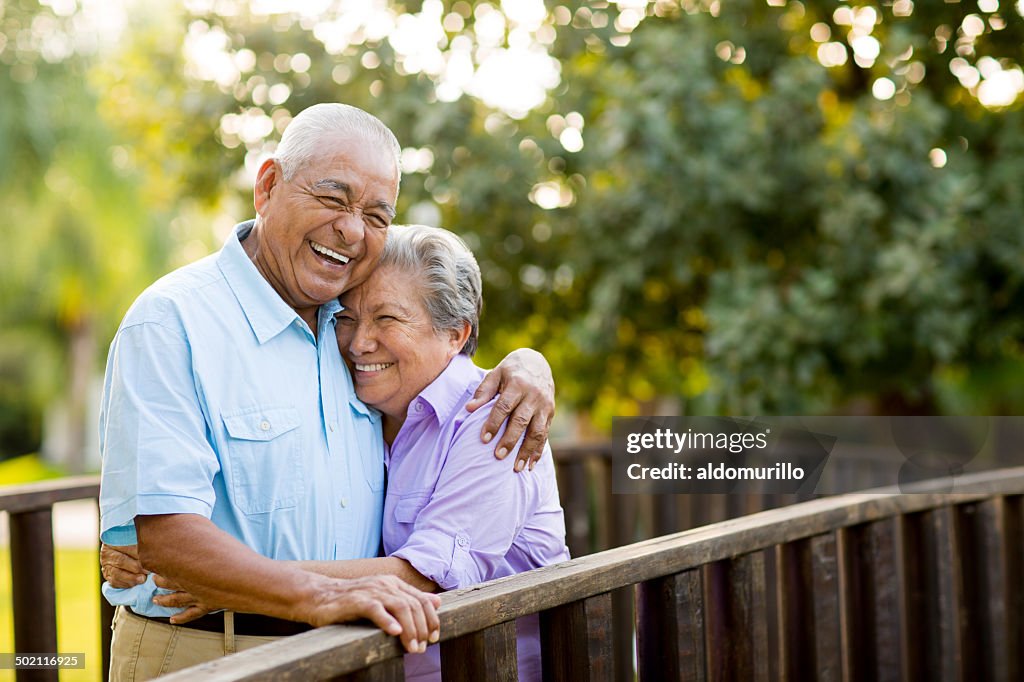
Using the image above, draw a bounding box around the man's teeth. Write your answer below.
[311,242,350,264]
[355,363,394,372]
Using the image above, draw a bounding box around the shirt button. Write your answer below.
[457,536,469,548]
[260,420,271,431]
[414,402,423,413]
[329,422,336,432]
[340,498,349,508]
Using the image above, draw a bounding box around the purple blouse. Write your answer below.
[384,354,570,682]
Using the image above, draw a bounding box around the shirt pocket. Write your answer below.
[393,493,430,524]
[221,405,303,515]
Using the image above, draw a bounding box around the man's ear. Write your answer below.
[448,322,472,357]
[254,158,282,216]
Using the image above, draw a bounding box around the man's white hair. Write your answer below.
[275,103,401,181]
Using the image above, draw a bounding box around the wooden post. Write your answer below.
[636,570,705,681]
[540,593,613,682]
[9,508,59,682]
[562,459,591,558]
[776,539,815,682]
[704,552,769,682]
[972,497,1014,682]
[441,620,517,682]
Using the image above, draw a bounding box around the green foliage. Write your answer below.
[5,0,1024,450]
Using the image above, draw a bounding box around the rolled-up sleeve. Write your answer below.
[99,318,220,545]
[390,412,535,590]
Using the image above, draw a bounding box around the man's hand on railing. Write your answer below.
[100,544,149,587]
[100,541,441,654]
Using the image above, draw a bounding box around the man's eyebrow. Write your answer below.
[313,179,351,194]
[372,201,397,220]
[313,180,395,219]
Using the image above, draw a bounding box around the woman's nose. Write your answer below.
[349,324,376,354]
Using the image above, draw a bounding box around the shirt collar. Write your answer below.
[415,354,479,424]
[218,220,309,345]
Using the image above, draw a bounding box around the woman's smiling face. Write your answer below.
[336,266,464,423]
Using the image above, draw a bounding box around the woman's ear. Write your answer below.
[448,322,472,357]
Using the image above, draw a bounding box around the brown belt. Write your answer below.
[132,608,313,637]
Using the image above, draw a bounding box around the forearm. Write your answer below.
[292,557,439,593]
[136,513,328,622]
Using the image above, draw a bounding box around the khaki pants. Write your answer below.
[109,607,281,681]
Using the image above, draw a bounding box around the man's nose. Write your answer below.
[333,211,365,245]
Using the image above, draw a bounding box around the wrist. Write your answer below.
[285,569,334,624]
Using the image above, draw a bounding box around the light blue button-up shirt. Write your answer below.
[99,221,384,616]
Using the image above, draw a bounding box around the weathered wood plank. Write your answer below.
[0,476,99,513]
[973,497,1009,682]
[810,533,841,682]
[776,539,815,682]
[704,553,769,682]
[901,510,932,680]
[602,469,635,682]
[332,656,403,682]
[636,570,704,682]
[558,459,591,558]
[865,517,909,682]
[610,587,633,682]
[550,442,613,463]
[652,494,680,537]
[10,508,59,682]
[540,592,612,682]
[1003,496,1024,682]
[441,620,517,682]
[927,506,968,682]
[836,526,863,681]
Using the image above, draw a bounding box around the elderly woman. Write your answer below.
[104,224,569,680]
[331,224,569,680]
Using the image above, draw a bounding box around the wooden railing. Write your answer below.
[161,467,1024,681]
[551,442,908,679]
[0,475,107,682]
[0,446,1003,681]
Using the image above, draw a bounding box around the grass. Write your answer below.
[0,549,102,682]
[0,454,67,486]
[0,455,102,681]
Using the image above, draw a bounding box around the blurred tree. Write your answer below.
[0,0,173,467]
[5,0,1024,459]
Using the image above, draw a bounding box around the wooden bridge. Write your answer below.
[1,445,1021,680]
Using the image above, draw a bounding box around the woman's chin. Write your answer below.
[354,386,375,407]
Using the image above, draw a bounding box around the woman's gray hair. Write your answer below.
[380,224,482,357]
[275,103,401,181]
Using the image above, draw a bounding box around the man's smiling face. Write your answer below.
[249,131,399,323]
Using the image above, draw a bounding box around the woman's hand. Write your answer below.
[466,348,555,471]
[100,544,148,588]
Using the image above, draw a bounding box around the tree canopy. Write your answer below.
[3,0,1024,458]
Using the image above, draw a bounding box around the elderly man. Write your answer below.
[99,103,555,679]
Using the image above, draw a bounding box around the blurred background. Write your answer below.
[3,1,1024,677]
[4,0,1024,476]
